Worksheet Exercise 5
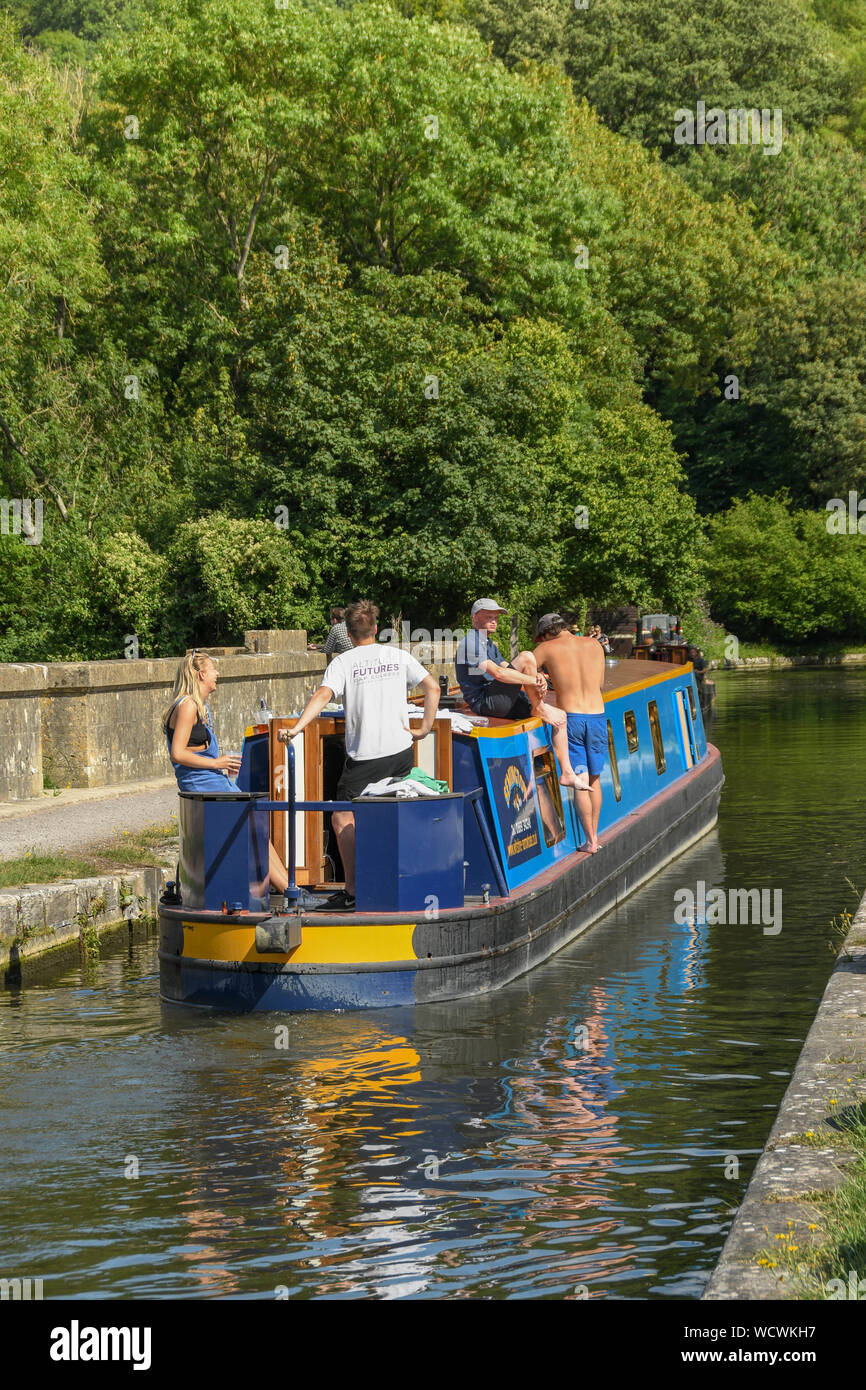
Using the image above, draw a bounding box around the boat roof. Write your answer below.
[603,658,693,695]
[442,659,694,738]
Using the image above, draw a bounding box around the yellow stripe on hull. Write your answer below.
[181,919,417,966]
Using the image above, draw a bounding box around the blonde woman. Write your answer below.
[163,651,242,791]
[163,651,289,892]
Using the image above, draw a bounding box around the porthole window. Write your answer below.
[607,720,622,801]
[648,700,666,774]
[624,710,639,754]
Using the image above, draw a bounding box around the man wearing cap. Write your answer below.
[455,600,579,785]
[534,613,607,853]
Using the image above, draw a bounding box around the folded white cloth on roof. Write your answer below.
[359,775,417,798]
[406,708,477,733]
[448,712,474,733]
[359,776,441,798]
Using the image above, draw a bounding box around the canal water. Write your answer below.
[1,668,864,1300]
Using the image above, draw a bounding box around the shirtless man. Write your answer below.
[534,612,607,852]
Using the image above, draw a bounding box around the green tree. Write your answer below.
[96,531,168,651]
[678,132,866,281]
[162,514,318,647]
[471,0,848,155]
[0,15,105,516]
[706,494,866,642]
[2,1,726,659]
[667,275,866,511]
[566,100,784,399]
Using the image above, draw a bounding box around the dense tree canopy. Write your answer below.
[471,0,849,153]
[2,0,866,657]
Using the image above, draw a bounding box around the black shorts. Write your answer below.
[475,686,533,719]
[336,745,415,801]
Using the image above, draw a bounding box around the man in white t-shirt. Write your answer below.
[286,598,440,910]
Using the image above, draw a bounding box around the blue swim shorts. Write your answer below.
[566,713,607,778]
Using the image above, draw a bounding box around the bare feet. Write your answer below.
[536,700,567,730]
[560,769,588,789]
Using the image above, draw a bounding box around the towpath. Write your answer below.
[0,778,178,861]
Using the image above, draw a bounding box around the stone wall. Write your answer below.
[0,632,458,802]
[0,866,170,976]
[0,665,45,800]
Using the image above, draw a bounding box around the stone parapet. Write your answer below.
[243,629,308,653]
[38,650,328,793]
[0,634,459,801]
[0,664,46,800]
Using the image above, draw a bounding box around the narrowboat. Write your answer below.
[158,659,723,1011]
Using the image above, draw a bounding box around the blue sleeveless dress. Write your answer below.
[165,698,238,793]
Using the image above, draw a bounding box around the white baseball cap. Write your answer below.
[471,598,506,616]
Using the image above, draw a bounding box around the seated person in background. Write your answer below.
[285,599,440,911]
[456,598,579,785]
[163,651,290,894]
[593,624,612,655]
[324,606,353,656]
[534,614,607,852]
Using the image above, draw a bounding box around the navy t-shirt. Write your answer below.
[455,630,507,709]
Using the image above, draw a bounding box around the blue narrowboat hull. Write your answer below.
[159,740,724,1012]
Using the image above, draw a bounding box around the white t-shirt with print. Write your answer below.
[323,644,429,761]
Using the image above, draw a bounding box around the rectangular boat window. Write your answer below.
[607,720,622,801]
[687,684,697,722]
[648,700,666,773]
[624,710,639,753]
[533,748,566,847]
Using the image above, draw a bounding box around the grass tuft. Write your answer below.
[757,1106,866,1298]
[0,822,178,890]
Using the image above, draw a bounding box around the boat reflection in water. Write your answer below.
[160,833,726,1297]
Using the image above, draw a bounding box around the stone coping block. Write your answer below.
[703,888,866,1300]
[244,629,307,653]
[0,865,170,974]
[38,649,325,693]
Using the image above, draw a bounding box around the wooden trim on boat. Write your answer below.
[469,717,543,738]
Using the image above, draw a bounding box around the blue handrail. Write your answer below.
[283,739,298,909]
[257,799,465,812]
